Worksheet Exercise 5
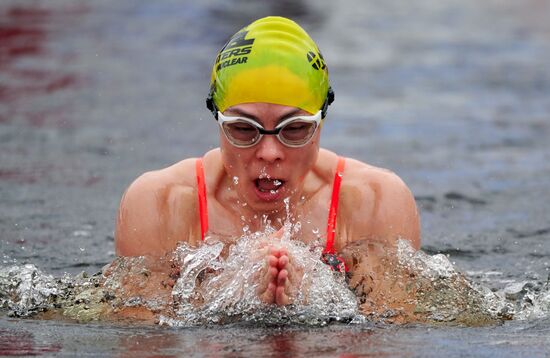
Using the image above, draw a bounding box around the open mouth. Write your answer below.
[255,178,285,192]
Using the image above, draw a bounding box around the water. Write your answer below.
[1,0,550,356]
[3,237,548,325]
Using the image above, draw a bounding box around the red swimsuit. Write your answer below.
[195,157,346,257]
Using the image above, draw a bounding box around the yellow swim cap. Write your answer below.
[206,16,334,118]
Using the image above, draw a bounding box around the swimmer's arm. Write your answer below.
[370,171,420,249]
[348,167,420,250]
[115,171,198,257]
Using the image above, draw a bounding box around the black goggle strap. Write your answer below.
[206,83,218,120]
[321,86,335,119]
[206,84,335,120]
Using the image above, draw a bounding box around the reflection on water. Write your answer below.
[0,5,83,128]
[0,327,61,356]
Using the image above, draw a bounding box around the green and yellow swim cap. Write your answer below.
[206,16,334,118]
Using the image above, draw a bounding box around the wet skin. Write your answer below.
[115,102,421,308]
[259,246,292,305]
[255,229,305,305]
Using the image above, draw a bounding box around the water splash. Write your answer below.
[163,226,359,326]
[1,239,550,326]
[258,167,269,179]
[0,264,61,317]
[0,264,101,319]
[394,240,515,323]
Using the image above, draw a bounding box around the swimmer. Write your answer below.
[114,16,420,309]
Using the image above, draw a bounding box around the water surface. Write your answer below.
[1,0,550,356]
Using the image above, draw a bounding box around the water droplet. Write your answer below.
[233,176,239,185]
[73,230,91,237]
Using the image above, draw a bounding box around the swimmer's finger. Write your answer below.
[277,255,289,270]
[257,265,278,297]
[277,269,288,286]
[269,266,278,280]
[268,254,279,268]
[275,285,290,305]
[286,261,304,287]
[265,266,279,288]
[284,263,295,286]
[260,282,276,304]
[269,246,283,258]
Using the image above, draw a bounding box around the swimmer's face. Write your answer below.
[219,102,321,212]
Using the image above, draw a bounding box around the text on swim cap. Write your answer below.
[215,30,255,72]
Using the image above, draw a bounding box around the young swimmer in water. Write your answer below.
[114,16,420,308]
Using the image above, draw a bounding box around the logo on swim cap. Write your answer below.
[206,16,334,117]
[306,51,326,71]
[215,30,255,72]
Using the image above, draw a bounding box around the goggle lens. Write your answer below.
[218,111,321,148]
[222,121,261,147]
[279,120,317,145]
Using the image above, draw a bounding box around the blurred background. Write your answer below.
[1,0,549,289]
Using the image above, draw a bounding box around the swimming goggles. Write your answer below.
[217,110,322,148]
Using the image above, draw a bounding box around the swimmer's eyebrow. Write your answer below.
[224,108,304,125]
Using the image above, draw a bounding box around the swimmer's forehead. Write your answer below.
[224,104,310,123]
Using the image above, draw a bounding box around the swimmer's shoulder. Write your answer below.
[342,157,404,190]
[316,149,409,189]
[338,155,421,249]
[126,158,198,200]
[115,156,208,257]
[122,148,223,209]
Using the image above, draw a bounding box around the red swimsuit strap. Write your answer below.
[196,156,345,248]
[196,158,208,241]
[324,157,346,255]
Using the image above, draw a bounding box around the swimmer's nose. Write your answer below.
[255,135,286,163]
